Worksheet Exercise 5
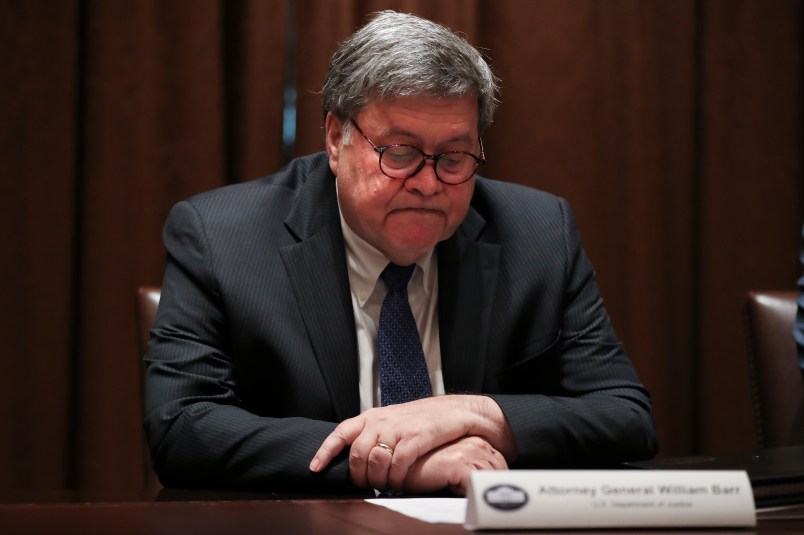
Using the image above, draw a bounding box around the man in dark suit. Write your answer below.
[144,11,658,495]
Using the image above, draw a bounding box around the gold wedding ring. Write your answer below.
[375,442,394,455]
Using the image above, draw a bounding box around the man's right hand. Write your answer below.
[400,435,508,496]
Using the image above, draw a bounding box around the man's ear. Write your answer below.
[324,113,343,175]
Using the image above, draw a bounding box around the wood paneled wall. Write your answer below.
[1,0,801,492]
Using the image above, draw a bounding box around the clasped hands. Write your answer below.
[309,395,514,495]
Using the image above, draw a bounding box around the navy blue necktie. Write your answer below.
[378,263,433,406]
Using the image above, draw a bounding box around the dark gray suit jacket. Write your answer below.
[144,152,658,492]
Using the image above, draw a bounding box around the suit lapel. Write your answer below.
[280,168,360,421]
[438,206,500,393]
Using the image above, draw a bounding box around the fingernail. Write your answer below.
[309,458,320,472]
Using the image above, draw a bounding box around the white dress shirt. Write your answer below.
[338,206,445,412]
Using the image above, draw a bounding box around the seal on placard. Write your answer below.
[483,484,529,511]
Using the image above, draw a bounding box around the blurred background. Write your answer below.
[1,0,802,493]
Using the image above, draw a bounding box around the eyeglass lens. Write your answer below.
[380,146,479,184]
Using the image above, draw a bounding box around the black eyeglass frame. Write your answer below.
[349,119,485,185]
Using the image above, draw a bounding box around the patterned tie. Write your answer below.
[378,263,433,406]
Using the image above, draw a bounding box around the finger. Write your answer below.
[451,445,507,495]
[309,416,366,472]
[347,431,388,486]
[454,457,501,495]
[490,449,508,470]
[365,444,394,491]
[479,442,508,471]
[347,442,368,488]
[449,463,480,496]
[386,440,419,491]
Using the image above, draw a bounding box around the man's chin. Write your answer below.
[384,236,442,265]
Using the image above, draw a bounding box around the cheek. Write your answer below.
[347,176,393,214]
[338,167,398,231]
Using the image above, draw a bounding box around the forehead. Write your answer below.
[358,96,479,140]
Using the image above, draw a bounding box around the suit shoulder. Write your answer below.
[174,152,331,216]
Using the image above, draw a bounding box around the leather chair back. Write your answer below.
[137,287,161,357]
[136,286,162,489]
[744,290,804,448]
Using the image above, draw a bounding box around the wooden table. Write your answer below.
[2,489,804,534]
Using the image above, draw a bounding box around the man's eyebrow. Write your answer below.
[379,126,416,139]
[380,127,475,145]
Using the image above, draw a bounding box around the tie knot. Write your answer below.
[380,263,415,292]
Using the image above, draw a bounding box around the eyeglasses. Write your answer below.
[350,120,485,185]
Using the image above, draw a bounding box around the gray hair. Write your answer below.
[322,11,499,132]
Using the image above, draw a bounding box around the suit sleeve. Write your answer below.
[143,201,355,493]
[488,197,659,467]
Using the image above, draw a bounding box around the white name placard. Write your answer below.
[465,470,755,530]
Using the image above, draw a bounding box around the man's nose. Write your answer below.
[404,159,442,196]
